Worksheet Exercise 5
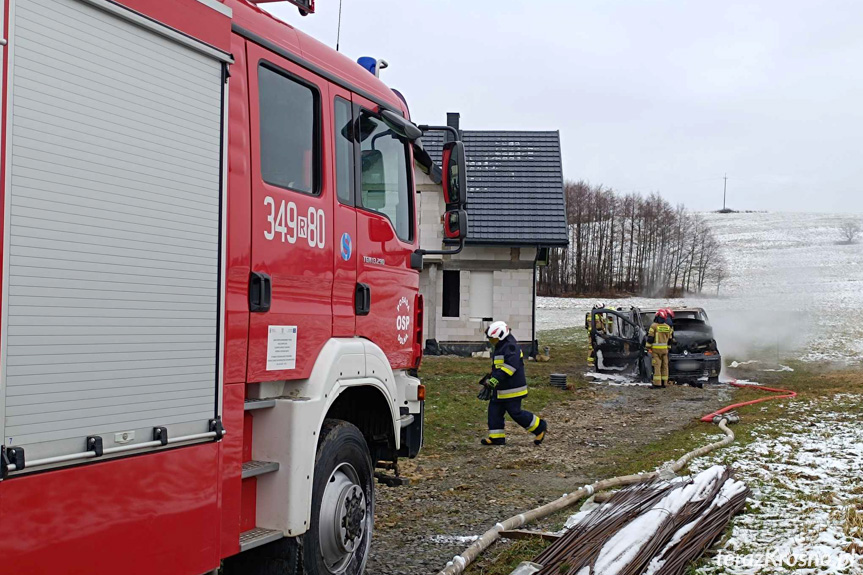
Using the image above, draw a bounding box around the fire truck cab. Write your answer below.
[0,1,466,573]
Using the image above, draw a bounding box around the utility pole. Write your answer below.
[722,174,728,211]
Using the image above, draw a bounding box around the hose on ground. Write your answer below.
[699,379,797,423]
[436,419,736,575]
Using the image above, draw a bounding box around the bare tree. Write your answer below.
[839,220,861,244]
[538,180,724,297]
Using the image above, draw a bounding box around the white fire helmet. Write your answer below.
[593,301,605,309]
[486,321,510,341]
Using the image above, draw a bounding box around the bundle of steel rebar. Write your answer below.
[532,465,749,575]
[436,420,737,575]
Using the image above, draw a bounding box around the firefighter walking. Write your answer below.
[478,321,547,446]
[647,310,673,388]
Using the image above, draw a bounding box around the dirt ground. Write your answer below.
[365,353,735,575]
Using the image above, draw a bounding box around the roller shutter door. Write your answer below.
[1,0,227,467]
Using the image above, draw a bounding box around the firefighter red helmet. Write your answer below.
[666,308,675,318]
[656,309,668,320]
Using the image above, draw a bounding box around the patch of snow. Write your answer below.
[584,372,650,387]
[762,365,794,372]
[730,360,759,368]
[690,396,863,574]
[537,212,863,366]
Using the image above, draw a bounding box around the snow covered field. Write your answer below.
[538,212,863,365]
[690,395,863,574]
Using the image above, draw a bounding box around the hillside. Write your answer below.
[538,211,863,364]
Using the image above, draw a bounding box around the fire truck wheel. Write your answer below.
[303,419,374,575]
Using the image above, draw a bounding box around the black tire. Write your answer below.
[708,376,720,385]
[222,537,300,575]
[301,419,374,575]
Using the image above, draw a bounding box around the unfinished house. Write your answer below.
[416,113,568,356]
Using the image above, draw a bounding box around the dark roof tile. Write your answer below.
[420,130,568,246]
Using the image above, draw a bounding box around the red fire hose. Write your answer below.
[700,378,797,423]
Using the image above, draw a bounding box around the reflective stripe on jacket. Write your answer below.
[489,334,528,400]
[647,322,673,350]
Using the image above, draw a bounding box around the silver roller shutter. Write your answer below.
[1,0,227,468]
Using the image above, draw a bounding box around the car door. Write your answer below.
[246,45,334,381]
[351,94,418,369]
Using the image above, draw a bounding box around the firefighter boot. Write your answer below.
[481,437,506,446]
[532,419,548,446]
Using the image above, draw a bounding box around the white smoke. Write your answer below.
[537,212,863,366]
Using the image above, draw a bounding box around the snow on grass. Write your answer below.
[538,212,863,366]
[689,395,863,574]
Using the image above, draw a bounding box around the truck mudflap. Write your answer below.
[398,403,423,459]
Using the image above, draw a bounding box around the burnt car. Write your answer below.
[587,307,652,383]
[587,306,721,386]
[638,308,721,386]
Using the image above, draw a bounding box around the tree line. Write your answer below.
[539,181,727,297]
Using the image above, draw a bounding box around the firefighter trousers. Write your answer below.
[651,348,669,386]
[488,398,543,439]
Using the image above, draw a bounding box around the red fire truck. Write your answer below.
[0,0,467,573]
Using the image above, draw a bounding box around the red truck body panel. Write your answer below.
[0,0,422,572]
[0,444,222,574]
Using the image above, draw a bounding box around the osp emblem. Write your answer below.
[340,233,352,261]
[396,297,411,345]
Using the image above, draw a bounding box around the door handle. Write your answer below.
[355,283,371,316]
[249,272,272,313]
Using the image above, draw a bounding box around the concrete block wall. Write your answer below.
[413,166,538,346]
[420,252,537,345]
[415,167,445,254]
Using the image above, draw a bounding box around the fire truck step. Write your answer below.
[244,398,276,411]
[242,460,280,479]
[239,527,283,552]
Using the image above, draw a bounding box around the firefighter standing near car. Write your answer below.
[647,310,674,388]
[586,302,606,367]
[478,321,548,446]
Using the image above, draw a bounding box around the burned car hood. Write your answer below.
[672,319,716,351]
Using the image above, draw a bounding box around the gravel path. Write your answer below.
[365,380,733,575]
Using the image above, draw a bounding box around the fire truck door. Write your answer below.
[330,86,357,336]
[352,94,418,369]
[247,45,334,381]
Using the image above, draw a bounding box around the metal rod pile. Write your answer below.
[436,419,737,575]
[533,465,749,575]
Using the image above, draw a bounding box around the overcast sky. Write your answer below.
[263,1,863,213]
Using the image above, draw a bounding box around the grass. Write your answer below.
[465,538,550,575]
[420,330,589,455]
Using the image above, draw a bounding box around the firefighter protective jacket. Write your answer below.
[488,334,528,400]
[647,322,673,350]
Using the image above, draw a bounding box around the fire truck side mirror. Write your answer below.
[442,141,467,206]
[380,109,422,141]
[443,209,468,240]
